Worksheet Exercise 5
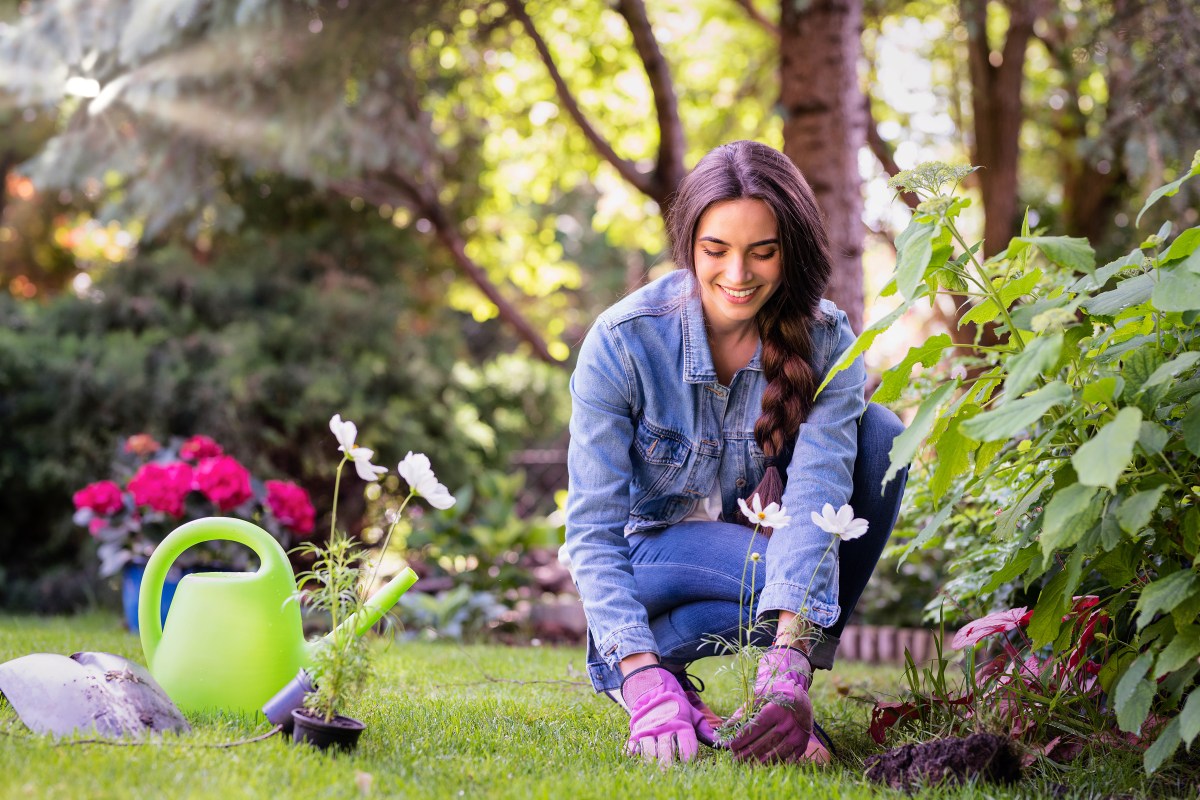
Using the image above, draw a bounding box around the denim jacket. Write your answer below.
[565,269,866,666]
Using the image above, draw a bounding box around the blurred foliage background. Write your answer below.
[0,0,1196,630]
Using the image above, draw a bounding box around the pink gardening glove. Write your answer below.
[620,665,717,765]
[728,646,813,763]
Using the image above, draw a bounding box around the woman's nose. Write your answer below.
[724,255,750,282]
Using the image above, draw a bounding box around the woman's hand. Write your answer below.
[620,665,715,765]
[728,645,813,762]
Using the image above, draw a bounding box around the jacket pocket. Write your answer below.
[629,420,691,517]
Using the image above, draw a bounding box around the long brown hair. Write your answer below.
[664,140,833,513]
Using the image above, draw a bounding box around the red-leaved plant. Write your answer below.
[868,596,1156,766]
[73,433,315,577]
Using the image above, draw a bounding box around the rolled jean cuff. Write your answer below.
[597,623,659,667]
[807,633,840,671]
[756,582,840,629]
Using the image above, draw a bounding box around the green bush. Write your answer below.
[847,153,1200,772]
[0,223,569,607]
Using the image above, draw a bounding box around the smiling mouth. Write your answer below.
[720,285,759,299]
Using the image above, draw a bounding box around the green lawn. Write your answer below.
[0,614,1170,799]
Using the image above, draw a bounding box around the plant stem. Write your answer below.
[797,535,836,618]
[330,457,348,541]
[366,490,415,594]
[948,224,1027,352]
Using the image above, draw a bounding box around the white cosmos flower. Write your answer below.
[329,414,387,482]
[737,493,791,530]
[811,503,869,541]
[397,451,456,509]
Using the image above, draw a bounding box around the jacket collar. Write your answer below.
[678,270,762,384]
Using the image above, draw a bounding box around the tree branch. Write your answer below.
[864,98,918,210]
[503,0,650,196]
[614,0,687,206]
[730,0,780,39]
[328,173,563,368]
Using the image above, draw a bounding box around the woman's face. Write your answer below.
[692,198,783,334]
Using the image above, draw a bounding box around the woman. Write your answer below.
[564,140,907,766]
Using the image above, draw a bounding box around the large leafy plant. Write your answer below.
[834,153,1200,772]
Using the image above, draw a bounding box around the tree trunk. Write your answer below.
[962,0,1040,258]
[779,0,867,332]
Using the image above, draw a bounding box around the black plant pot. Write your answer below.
[291,708,365,752]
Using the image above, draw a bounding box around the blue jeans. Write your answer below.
[585,403,907,691]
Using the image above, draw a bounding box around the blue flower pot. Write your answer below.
[121,559,184,633]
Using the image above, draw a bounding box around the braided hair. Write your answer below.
[665,141,833,513]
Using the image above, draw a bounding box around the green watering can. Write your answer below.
[139,517,417,716]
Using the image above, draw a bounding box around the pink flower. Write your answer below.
[180,435,223,462]
[194,456,253,512]
[265,480,316,536]
[73,480,125,516]
[88,518,106,537]
[952,607,1032,649]
[128,462,194,517]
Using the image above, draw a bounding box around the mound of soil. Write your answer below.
[864,732,1021,792]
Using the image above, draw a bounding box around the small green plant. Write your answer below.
[290,415,458,723]
[293,529,373,723]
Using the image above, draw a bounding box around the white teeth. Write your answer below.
[723,286,756,298]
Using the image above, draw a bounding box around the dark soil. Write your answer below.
[864,732,1022,792]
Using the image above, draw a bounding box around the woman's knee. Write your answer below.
[861,402,905,448]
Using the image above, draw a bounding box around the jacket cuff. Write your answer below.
[757,582,840,629]
[597,623,659,667]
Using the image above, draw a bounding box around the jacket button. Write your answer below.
[735,478,746,488]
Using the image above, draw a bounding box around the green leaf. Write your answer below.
[1155,625,1200,678]
[1184,403,1200,457]
[1137,159,1200,227]
[996,475,1051,541]
[960,381,1073,442]
[1137,421,1170,456]
[884,380,958,487]
[1144,717,1181,774]
[1028,568,1071,648]
[1084,272,1155,316]
[817,303,907,394]
[1041,483,1103,556]
[898,502,954,563]
[1118,486,1167,535]
[1163,226,1200,264]
[982,543,1038,593]
[1082,376,1120,405]
[1009,236,1096,273]
[1002,333,1062,403]
[1181,689,1200,747]
[1151,250,1200,312]
[895,219,937,302]
[874,334,955,405]
[930,409,980,498]
[1072,408,1143,490]
[1136,570,1200,629]
[1070,249,1141,294]
[998,268,1044,309]
[1114,651,1157,734]
[1144,351,1200,388]
[1122,348,1167,399]
[1093,541,1139,587]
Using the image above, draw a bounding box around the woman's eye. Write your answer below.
[701,248,726,258]
[752,250,777,261]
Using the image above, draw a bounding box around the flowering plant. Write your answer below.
[73,433,316,577]
[293,415,456,725]
[716,498,868,740]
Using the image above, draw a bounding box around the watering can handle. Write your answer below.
[139,517,291,666]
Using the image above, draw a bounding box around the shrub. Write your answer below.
[845,153,1200,772]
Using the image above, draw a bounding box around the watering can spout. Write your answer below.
[314,566,419,652]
